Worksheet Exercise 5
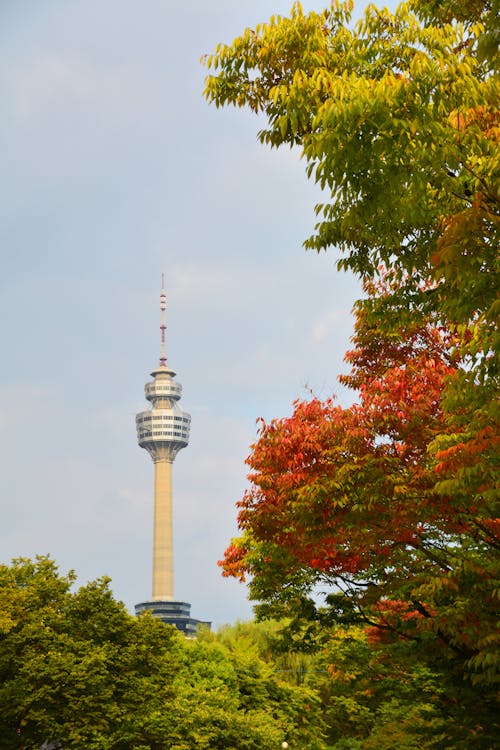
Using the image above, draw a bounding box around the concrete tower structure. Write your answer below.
[134,277,210,634]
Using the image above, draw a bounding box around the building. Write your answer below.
[134,278,210,634]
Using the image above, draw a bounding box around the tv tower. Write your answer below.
[134,277,210,634]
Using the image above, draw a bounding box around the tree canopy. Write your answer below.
[0,557,325,750]
[204,0,499,738]
[204,0,498,333]
[204,1,499,424]
[2,557,497,748]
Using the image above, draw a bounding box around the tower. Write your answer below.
[134,277,210,634]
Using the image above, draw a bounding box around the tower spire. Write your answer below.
[159,273,167,368]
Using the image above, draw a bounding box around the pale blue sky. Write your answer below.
[1,1,394,626]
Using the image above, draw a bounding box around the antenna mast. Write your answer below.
[159,273,167,367]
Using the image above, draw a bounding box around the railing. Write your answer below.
[145,381,182,399]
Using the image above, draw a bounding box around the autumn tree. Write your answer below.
[205,0,498,711]
[221,301,497,652]
[204,0,499,569]
[218,300,498,744]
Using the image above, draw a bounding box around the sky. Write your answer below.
[1,0,386,628]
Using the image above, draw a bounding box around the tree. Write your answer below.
[309,625,449,749]
[175,629,326,750]
[218,294,499,744]
[0,557,328,750]
[0,556,183,749]
[204,0,498,331]
[221,303,497,656]
[204,1,499,557]
[205,0,499,715]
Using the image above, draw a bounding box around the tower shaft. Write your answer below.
[152,459,173,600]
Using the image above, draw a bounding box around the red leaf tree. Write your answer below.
[221,296,499,685]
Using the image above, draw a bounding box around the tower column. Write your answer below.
[152,458,173,601]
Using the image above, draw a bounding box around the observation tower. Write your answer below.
[134,277,210,634]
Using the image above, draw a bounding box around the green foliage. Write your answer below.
[2,559,497,747]
[0,557,326,749]
[217,620,499,748]
[0,556,181,749]
[204,1,498,323]
[312,627,446,748]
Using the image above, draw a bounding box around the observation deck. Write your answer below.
[135,600,211,635]
[136,364,191,463]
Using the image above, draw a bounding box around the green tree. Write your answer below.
[215,618,319,686]
[204,0,498,330]
[311,626,446,749]
[308,623,500,749]
[0,557,327,750]
[0,556,182,749]
[164,631,325,750]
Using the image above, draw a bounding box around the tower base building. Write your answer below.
[135,600,211,635]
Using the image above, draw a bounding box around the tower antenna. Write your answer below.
[159,273,167,367]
